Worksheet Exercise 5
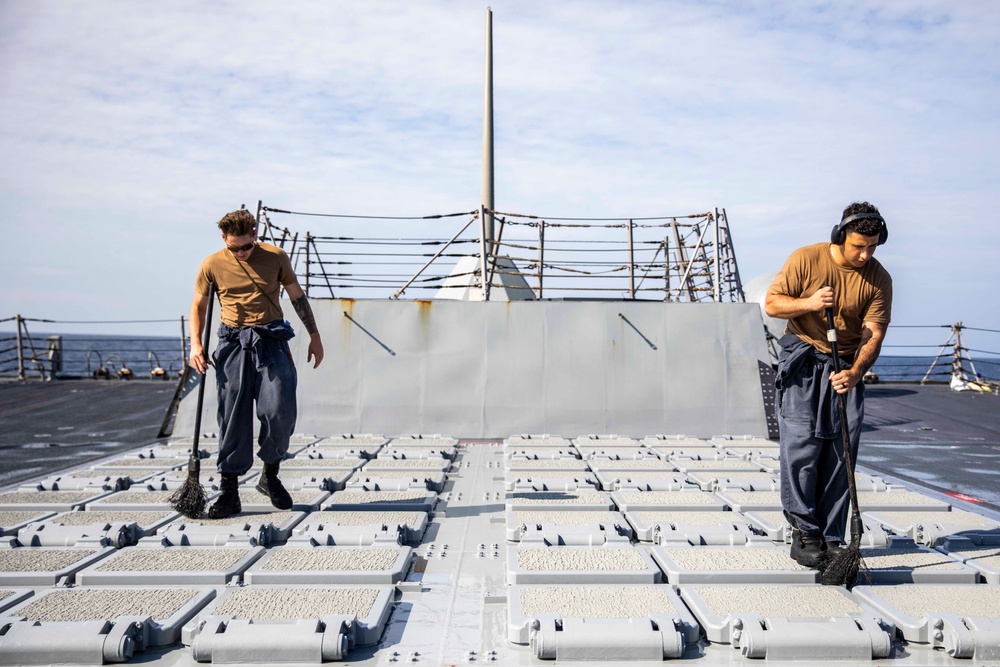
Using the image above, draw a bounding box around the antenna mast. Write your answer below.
[482,7,495,254]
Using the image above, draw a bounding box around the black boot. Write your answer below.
[790,527,828,569]
[256,461,293,510]
[207,473,242,519]
[824,540,845,559]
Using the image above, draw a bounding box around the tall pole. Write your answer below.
[16,314,24,381]
[179,315,188,371]
[482,7,495,259]
[255,200,273,244]
[713,207,721,302]
[627,220,636,299]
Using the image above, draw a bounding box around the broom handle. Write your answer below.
[190,283,216,459]
[826,308,863,539]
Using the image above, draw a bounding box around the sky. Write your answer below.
[1,0,998,355]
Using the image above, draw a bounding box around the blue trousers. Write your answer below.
[776,334,864,542]
[212,321,297,474]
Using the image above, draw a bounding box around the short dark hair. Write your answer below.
[217,210,256,237]
[840,201,884,237]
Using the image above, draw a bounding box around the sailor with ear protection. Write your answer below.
[764,202,892,571]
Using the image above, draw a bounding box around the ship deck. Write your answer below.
[1,380,999,665]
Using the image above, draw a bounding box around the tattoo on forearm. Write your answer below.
[852,331,882,377]
[292,296,318,335]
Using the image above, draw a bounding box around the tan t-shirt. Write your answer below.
[194,243,296,327]
[768,242,892,356]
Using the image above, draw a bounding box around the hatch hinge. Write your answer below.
[529,616,685,660]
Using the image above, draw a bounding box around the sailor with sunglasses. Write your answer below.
[189,209,324,519]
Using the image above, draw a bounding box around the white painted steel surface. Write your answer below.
[174,300,772,438]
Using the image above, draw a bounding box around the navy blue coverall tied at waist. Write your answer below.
[775,332,864,542]
[212,320,298,475]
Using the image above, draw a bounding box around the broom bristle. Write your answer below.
[168,472,208,518]
[820,545,863,587]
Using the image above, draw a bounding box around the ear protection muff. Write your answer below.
[831,212,888,246]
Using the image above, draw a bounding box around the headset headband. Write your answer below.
[840,212,884,226]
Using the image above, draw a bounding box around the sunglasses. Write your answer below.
[227,242,255,253]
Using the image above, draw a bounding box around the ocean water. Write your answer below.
[870,355,949,382]
[0,332,185,380]
[2,331,996,382]
[872,354,999,383]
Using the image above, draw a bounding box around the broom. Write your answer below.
[168,283,216,518]
[820,307,867,587]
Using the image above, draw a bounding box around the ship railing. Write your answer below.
[0,315,188,381]
[875,323,1000,389]
[257,203,745,303]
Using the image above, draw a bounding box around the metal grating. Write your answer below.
[213,586,380,619]
[0,548,100,571]
[651,544,817,583]
[0,490,112,511]
[508,545,660,584]
[245,545,412,584]
[76,545,265,585]
[8,587,203,622]
[517,584,679,618]
[260,547,400,570]
[0,546,113,585]
[96,548,250,570]
[47,510,175,527]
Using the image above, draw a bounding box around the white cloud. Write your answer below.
[0,0,998,342]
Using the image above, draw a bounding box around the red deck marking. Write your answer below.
[944,492,984,504]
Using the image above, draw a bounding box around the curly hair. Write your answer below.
[840,201,884,237]
[217,210,257,237]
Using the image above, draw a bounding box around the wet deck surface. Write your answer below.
[860,384,1000,510]
[0,379,175,487]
